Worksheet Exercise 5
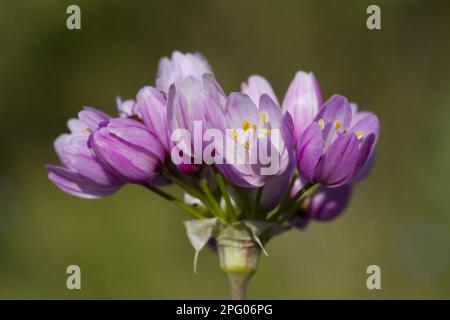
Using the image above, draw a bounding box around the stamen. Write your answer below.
[259,111,269,124]
[355,131,364,140]
[82,128,92,136]
[232,129,239,141]
[318,118,325,130]
[345,127,350,133]
[334,120,342,129]
[259,128,271,135]
[252,124,257,131]
[242,120,251,131]
[244,141,251,150]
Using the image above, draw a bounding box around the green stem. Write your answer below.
[252,187,263,219]
[227,272,250,300]
[236,187,250,219]
[215,170,237,221]
[199,179,224,219]
[142,184,205,219]
[276,175,297,213]
[269,183,319,222]
[281,183,320,221]
[162,170,210,206]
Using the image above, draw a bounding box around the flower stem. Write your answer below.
[142,183,205,219]
[217,223,260,300]
[226,272,250,300]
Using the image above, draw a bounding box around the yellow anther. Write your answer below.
[318,118,325,130]
[259,111,269,124]
[355,131,364,140]
[252,124,257,131]
[82,128,92,136]
[334,120,342,129]
[260,128,272,135]
[242,120,251,131]
[232,129,239,141]
[244,141,251,150]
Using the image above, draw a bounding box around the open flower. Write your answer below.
[241,71,322,146]
[89,118,165,183]
[217,93,293,188]
[296,95,379,187]
[46,107,123,198]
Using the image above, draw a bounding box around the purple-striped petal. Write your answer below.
[351,148,376,183]
[156,51,213,93]
[54,134,70,165]
[90,119,164,183]
[296,122,324,182]
[314,132,359,187]
[309,185,352,220]
[241,75,279,106]
[78,107,111,130]
[350,112,380,143]
[282,71,322,145]
[225,93,259,129]
[46,165,120,199]
[351,133,375,179]
[61,133,121,186]
[202,73,227,108]
[67,118,88,133]
[315,95,352,129]
[136,86,171,153]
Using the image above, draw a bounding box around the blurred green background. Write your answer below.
[1,0,450,299]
